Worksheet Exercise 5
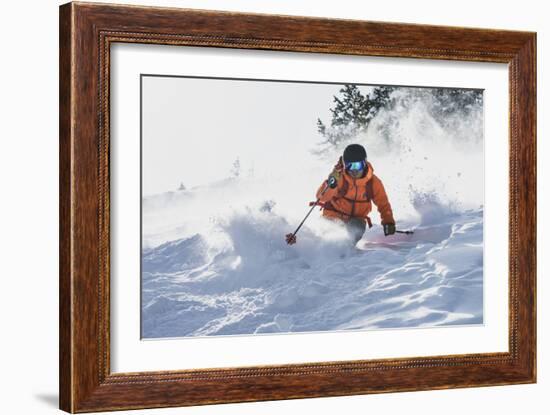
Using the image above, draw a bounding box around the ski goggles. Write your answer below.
[345,160,366,171]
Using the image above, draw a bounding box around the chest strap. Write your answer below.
[323,201,373,228]
[338,178,374,202]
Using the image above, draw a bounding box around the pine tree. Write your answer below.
[314,84,482,156]
[316,84,395,152]
[431,88,483,117]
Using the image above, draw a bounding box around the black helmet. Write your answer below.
[343,144,367,163]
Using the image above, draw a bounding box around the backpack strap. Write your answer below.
[365,179,374,228]
[365,178,374,202]
[366,215,373,228]
[336,177,349,198]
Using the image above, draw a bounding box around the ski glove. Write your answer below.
[334,156,344,172]
[327,157,344,188]
[383,223,396,236]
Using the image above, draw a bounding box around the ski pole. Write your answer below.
[285,182,331,245]
[395,229,414,235]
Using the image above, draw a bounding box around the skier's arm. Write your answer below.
[371,176,395,225]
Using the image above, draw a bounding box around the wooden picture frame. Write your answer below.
[59,2,536,412]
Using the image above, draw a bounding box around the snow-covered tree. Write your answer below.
[315,84,483,155]
[230,157,241,178]
[315,84,395,154]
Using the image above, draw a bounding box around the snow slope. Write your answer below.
[141,184,483,338]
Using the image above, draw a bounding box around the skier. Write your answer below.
[315,144,396,244]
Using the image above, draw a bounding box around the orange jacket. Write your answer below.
[316,161,395,225]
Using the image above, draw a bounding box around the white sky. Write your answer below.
[142,76,356,195]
